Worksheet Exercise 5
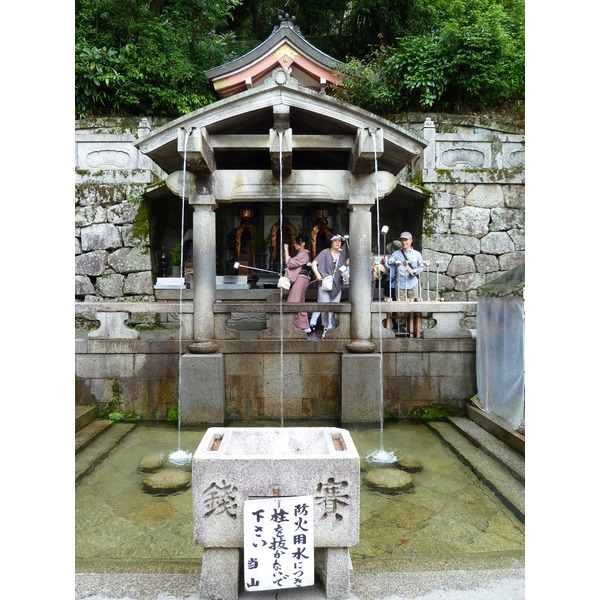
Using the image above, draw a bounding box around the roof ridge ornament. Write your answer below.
[273,13,302,36]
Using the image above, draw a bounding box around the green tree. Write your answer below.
[76,0,525,118]
[334,0,524,113]
[75,0,243,117]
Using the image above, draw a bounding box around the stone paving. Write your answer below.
[75,568,525,599]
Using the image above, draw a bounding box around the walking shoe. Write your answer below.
[303,328,312,333]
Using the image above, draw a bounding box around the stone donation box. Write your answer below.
[192,427,360,599]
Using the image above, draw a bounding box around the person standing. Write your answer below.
[389,232,423,300]
[283,235,312,333]
[309,233,347,335]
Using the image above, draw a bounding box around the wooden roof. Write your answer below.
[205,18,343,98]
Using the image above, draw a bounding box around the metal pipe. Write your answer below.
[233,261,279,276]
[419,260,431,301]
[380,226,388,299]
[435,260,441,300]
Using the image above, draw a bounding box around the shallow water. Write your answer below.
[75,422,524,573]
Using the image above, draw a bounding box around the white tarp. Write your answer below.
[475,265,525,432]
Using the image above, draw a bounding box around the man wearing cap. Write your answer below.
[389,232,423,300]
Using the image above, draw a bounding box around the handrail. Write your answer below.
[370,301,477,313]
[75,301,193,313]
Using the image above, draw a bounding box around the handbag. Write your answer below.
[321,274,333,291]
[277,275,291,290]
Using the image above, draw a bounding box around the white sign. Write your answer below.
[243,495,314,592]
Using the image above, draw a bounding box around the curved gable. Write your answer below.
[205,19,343,98]
[134,83,426,176]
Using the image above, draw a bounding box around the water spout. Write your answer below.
[170,127,193,466]
[278,130,284,428]
[367,128,396,464]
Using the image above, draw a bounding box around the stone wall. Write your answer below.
[406,115,524,302]
[75,118,167,304]
[420,182,524,301]
[74,337,475,420]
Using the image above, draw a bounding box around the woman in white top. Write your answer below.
[309,233,347,335]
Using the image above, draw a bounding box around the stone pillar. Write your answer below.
[422,117,436,182]
[347,203,374,349]
[341,353,382,423]
[189,195,220,354]
[180,354,225,424]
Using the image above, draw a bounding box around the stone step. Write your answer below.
[466,403,525,456]
[75,418,114,454]
[447,416,524,484]
[427,420,525,522]
[75,422,136,483]
[75,405,96,432]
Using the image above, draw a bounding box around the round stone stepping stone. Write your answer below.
[397,456,423,473]
[143,469,191,495]
[364,468,413,494]
[138,452,165,472]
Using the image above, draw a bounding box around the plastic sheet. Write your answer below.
[476,294,525,432]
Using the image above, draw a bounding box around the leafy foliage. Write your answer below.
[75,0,243,117]
[334,0,524,113]
[76,0,524,117]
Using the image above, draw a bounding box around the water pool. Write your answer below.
[75,421,524,574]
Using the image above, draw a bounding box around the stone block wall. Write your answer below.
[383,339,476,416]
[75,338,475,421]
[410,116,525,302]
[223,350,342,420]
[420,182,524,301]
[75,118,167,306]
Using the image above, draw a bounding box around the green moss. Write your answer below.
[167,405,179,421]
[130,198,150,248]
[421,196,437,236]
[97,378,123,418]
[383,408,401,422]
[409,404,456,422]
[108,410,141,422]
[411,170,423,186]
[132,317,165,331]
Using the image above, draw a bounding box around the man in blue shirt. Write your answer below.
[389,231,423,300]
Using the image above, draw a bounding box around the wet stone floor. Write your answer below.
[75,422,524,574]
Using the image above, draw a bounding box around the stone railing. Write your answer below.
[371,301,477,339]
[76,300,476,341]
[213,302,352,340]
[420,117,525,185]
[75,302,194,339]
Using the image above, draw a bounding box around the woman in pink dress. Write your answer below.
[283,234,312,333]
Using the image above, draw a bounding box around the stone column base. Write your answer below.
[341,353,382,423]
[199,548,240,600]
[315,547,352,600]
[180,354,225,424]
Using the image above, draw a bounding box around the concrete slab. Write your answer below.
[75,568,525,599]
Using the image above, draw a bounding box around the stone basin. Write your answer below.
[192,427,360,549]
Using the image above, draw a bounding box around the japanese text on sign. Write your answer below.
[243,496,314,592]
